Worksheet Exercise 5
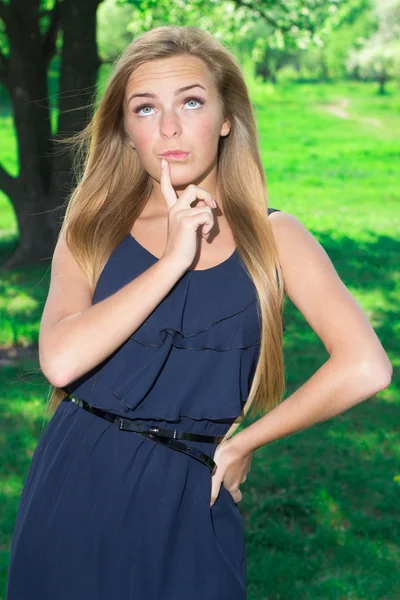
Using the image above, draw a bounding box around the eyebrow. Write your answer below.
[127,83,207,104]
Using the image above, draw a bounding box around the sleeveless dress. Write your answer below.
[6,208,285,600]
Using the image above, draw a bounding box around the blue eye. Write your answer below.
[133,95,205,117]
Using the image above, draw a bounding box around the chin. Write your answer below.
[157,164,201,189]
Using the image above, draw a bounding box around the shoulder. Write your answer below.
[267,209,319,252]
[267,209,318,259]
[268,208,299,227]
[268,211,341,306]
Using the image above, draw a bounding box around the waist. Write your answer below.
[61,392,235,436]
[63,393,226,474]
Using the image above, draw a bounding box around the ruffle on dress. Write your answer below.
[107,262,262,419]
[65,210,285,422]
[129,277,261,352]
[110,342,258,420]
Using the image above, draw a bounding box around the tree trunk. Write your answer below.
[0,0,102,271]
[377,76,386,95]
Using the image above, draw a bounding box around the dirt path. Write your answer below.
[318,97,383,127]
[322,97,350,119]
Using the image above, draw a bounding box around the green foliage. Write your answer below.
[97,0,135,62]
[117,0,360,53]
[305,8,378,80]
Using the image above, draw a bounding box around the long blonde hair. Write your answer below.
[46,25,286,445]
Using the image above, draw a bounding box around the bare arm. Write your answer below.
[233,211,393,455]
[39,232,186,389]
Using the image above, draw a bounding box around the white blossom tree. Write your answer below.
[345,0,400,93]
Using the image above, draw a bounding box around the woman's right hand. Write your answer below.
[159,158,217,271]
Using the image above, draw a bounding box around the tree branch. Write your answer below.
[232,0,292,32]
[0,47,8,68]
[0,162,18,199]
[0,48,9,86]
[42,1,62,64]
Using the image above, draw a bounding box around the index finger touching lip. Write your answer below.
[161,158,171,177]
[161,157,171,180]
[160,158,177,209]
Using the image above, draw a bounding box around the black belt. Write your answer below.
[63,393,224,474]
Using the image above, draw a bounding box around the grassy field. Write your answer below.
[0,70,399,599]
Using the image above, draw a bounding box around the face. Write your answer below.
[123,55,230,196]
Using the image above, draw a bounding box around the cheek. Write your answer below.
[125,114,153,151]
[191,118,220,150]
[133,128,153,151]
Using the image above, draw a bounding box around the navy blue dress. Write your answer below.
[6,208,284,600]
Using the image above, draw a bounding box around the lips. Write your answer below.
[160,151,190,162]
[161,151,189,158]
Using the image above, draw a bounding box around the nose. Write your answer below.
[159,110,182,138]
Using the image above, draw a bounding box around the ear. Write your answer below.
[220,118,231,137]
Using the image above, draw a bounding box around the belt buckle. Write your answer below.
[148,426,178,440]
[148,426,159,439]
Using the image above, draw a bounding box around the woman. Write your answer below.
[6,25,392,600]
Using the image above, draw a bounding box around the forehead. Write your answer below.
[125,55,213,99]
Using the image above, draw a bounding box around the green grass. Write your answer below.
[0,70,399,599]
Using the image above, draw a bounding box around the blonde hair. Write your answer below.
[46,25,286,445]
